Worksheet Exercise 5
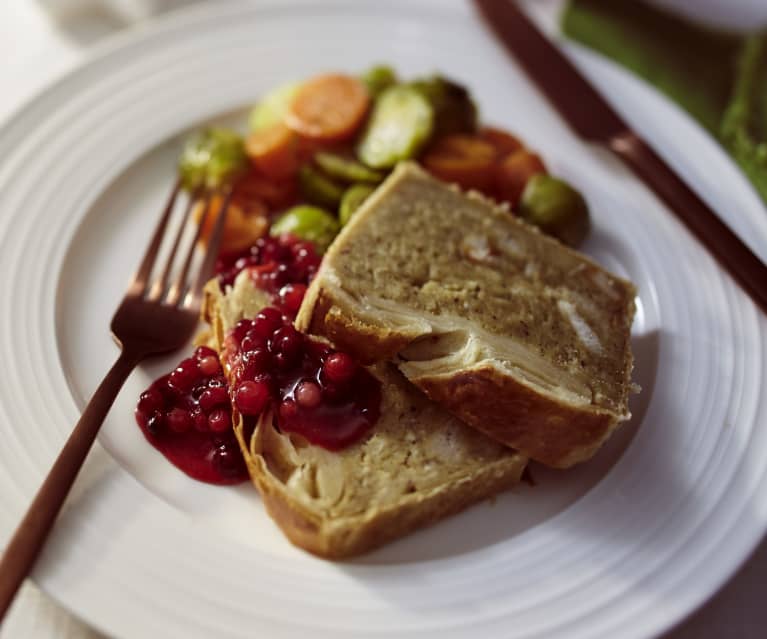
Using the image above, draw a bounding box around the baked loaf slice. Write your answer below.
[296,163,637,468]
[203,274,527,559]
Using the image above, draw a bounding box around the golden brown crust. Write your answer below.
[207,274,527,559]
[296,164,636,468]
[232,413,525,559]
[298,295,617,468]
[300,288,627,468]
[298,285,412,364]
[411,366,617,468]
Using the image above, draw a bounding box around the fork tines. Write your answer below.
[130,181,232,309]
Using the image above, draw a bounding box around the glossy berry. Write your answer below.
[278,283,307,316]
[322,352,356,384]
[199,386,229,412]
[235,380,270,416]
[234,319,255,343]
[290,240,316,259]
[260,239,291,265]
[240,347,271,380]
[214,233,321,302]
[208,408,231,433]
[279,398,298,421]
[240,330,266,354]
[261,263,290,292]
[146,410,164,436]
[167,408,192,433]
[290,241,320,276]
[270,325,303,363]
[295,380,322,409]
[250,307,284,341]
[198,355,221,376]
[191,383,208,400]
[135,349,248,485]
[138,388,163,415]
[321,383,348,402]
[169,358,201,393]
[192,409,209,432]
[233,256,254,272]
[194,345,218,361]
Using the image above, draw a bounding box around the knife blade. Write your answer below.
[474,0,767,315]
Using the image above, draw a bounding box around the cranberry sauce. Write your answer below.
[224,306,381,451]
[135,346,248,485]
[215,234,321,318]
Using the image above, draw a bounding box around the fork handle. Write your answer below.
[0,350,140,621]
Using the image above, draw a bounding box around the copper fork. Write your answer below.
[0,180,232,620]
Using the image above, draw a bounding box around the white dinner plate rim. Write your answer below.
[0,1,765,638]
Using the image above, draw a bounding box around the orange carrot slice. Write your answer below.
[495,150,547,206]
[285,74,370,141]
[244,123,299,179]
[421,134,497,191]
[195,195,269,254]
[479,126,523,157]
[234,171,297,210]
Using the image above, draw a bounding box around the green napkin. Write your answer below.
[562,0,767,204]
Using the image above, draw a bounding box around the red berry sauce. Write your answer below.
[135,346,247,485]
[215,234,320,318]
[135,236,357,483]
[223,307,381,451]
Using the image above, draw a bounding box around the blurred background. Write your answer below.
[1,0,766,637]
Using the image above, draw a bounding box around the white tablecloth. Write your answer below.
[1,1,765,637]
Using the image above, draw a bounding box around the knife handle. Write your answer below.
[609,131,767,314]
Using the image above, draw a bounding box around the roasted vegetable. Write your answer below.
[315,152,384,183]
[357,85,434,168]
[421,134,497,191]
[195,196,268,253]
[410,75,478,137]
[286,74,370,141]
[518,175,590,247]
[179,128,247,191]
[339,184,376,225]
[248,82,302,132]
[495,149,547,206]
[298,164,345,208]
[361,65,398,97]
[270,205,340,252]
[244,124,299,179]
[479,126,523,157]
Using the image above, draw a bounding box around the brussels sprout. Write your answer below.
[518,175,590,247]
[178,128,247,191]
[298,165,345,208]
[360,65,398,97]
[410,74,478,136]
[357,85,434,169]
[339,184,375,226]
[270,205,340,253]
[248,82,302,132]
[314,152,384,183]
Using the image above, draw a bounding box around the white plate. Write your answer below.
[0,1,766,637]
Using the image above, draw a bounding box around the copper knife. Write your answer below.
[474,0,767,314]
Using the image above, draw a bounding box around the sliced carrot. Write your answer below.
[244,123,299,179]
[234,170,298,210]
[495,150,547,206]
[195,195,269,254]
[285,74,370,141]
[421,134,497,191]
[479,126,523,157]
